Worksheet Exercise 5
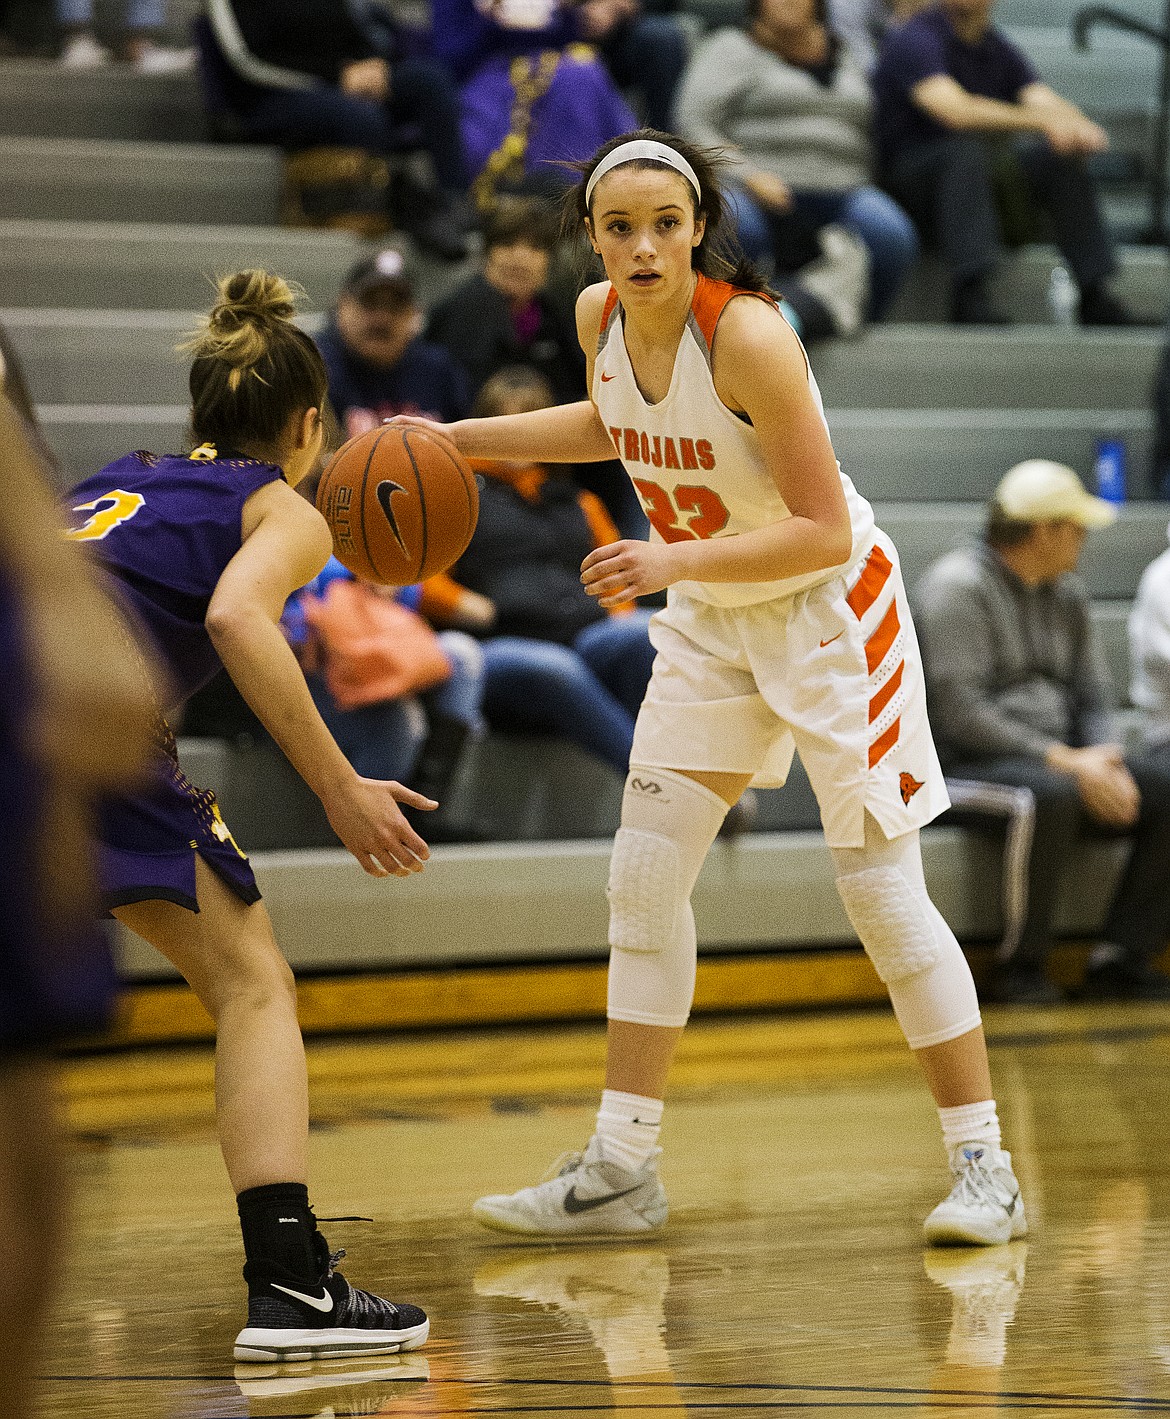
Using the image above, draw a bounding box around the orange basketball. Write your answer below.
[316,424,479,586]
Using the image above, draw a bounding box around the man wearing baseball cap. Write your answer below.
[315,248,471,441]
[914,460,1170,1003]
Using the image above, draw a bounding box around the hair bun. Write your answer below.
[181,270,305,371]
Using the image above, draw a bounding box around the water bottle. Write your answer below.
[1047,264,1079,326]
[1094,437,1127,504]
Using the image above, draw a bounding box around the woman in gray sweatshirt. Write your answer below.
[675,0,917,329]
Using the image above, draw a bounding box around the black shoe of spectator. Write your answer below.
[984,964,1065,1005]
[1081,959,1170,1000]
[950,278,1010,326]
[1078,284,1135,327]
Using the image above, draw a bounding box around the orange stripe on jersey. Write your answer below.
[846,544,894,620]
[870,719,901,768]
[689,272,778,350]
[865,599,900,675]
[868,659,905,723]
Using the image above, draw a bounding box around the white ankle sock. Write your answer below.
[939,1100,1002,1158]
[595,1089,663,1171]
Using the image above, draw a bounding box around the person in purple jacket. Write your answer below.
[63,270,432,1364]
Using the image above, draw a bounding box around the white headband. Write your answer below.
[584,139,701,209]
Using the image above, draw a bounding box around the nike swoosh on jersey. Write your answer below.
[562,1183,643,1215]
[600,372,615,382]
[819,631,844,647]
[375,479,409,555]
[272,1283,335,1313]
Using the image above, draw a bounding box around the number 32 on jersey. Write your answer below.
[632,480,730,544]
[66,489,145,542]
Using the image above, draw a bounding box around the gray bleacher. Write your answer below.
[2,10,1166,980]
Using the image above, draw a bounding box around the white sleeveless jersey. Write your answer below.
[592,274,875,608]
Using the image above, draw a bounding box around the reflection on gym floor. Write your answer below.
[46,1002,1170,1416]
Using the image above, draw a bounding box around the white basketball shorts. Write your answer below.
[630,530,949,848]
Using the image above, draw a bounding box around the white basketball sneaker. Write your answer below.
[924,1143,1027,1246]
[472,1136,668,1238]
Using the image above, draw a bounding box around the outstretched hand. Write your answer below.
[581,539,678,607]
[323,776,437,878]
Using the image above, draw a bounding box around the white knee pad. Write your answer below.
[606,767,729,1029]
[834,866,940,984]
[832,821,981,1050]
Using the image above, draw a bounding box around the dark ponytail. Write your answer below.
[180,270,328,454]
[562,128,774,296]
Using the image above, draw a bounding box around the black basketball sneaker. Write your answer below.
[234,1232,429,1363]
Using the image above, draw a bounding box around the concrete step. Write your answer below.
[0,58,205,140]
[1000,0,1164,24]
[0,218,366,310]
[834,406,1153,502]
[2,307,327,406]
[35,400,1156,496]
[0,220,475,312]
[0,137,284,226]
[811,326,1161,411]
[891,245,1169,324]
[884,499,1169,599]
[114,816,1123,977]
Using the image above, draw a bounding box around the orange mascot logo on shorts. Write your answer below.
[899,772,924,805]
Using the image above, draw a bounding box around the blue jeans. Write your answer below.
[57,0,163,26]
[309,631,484,783]
[728,183,919,319]
[238,57,467,192]
[481,612,657,775]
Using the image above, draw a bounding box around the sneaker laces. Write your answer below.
[950,1154,1008,1210]
[539,1151,584,1184]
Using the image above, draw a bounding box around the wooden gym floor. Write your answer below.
[43,1001,1170,1417]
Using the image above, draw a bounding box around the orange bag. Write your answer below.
[302,578,452,711]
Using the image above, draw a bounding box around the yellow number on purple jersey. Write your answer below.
[66,489,145,542]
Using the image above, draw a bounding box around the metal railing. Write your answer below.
[1073,2,1170,244]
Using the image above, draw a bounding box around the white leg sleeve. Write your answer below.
[606,767,730,1028]
[831,817,982,1050]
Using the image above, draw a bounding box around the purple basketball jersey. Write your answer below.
[64,449,284,710]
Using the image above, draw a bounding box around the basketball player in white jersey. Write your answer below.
[397,130,1025,1248]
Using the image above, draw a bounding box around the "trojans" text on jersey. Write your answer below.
[609,427,716,472]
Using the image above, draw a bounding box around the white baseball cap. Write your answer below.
[994,459,1117,529]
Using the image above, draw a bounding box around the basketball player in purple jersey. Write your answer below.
[63,272,432,1362]
[0,388,155,1419]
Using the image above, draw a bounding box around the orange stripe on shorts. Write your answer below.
[865,600,900,675]
[869,659,905,723]
[847,544,894,619]
[869,718,901,768]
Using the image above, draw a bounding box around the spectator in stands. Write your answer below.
[316,250,471,440]
[675,0,919,338]
[1129,524,1170,761]
[425,203,642,533]
[285,555,486,841]
[915,460,1170,1003]
[423,367,656,777]
[827,0,930,72]
[429,0,638,204]
[1153,323,1170,498]
[873,0,1133,325]
[207,0,474,259]
[57,0,193,70]
[426,196,585,405]
[573,0,690,131]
